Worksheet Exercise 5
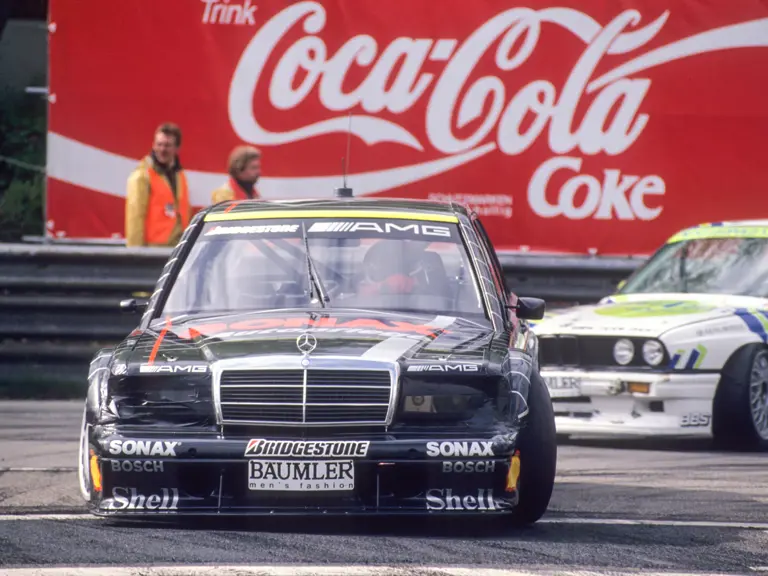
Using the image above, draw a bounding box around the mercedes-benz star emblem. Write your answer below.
[296,333,317,355]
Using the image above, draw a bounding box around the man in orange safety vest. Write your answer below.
[211,145,262,204]
[125,122,192,247]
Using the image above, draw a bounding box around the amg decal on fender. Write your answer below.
[426,488,496,511]
[244,439,370,458]
[407,364,480,372]
[139,365,208,374]
[108,487,179,511]
[426,441,494,458]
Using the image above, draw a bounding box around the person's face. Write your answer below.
[152,132,178,165]
[237,156,261,183]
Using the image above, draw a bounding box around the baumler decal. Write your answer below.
[244,439,370,458]
[248,459,355,492]
[426,488,497,511]
[407,364,480,372]
[108,440,181,457]
[108,487,179,511]
[426,441,494,458]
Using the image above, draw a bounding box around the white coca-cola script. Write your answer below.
[228,2,768,220]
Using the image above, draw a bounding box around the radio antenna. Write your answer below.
[335,112,354,198]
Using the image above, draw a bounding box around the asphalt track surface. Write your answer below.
[0,401,767,575]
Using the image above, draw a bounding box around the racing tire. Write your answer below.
[712,344,768,452]
[508,370,558,526]
[77,406,93,502]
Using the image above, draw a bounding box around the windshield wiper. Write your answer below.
[679,243,689,293]
[300,221,330,307]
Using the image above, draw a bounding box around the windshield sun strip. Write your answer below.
[204,210,459,223]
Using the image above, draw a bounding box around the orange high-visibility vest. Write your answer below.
[229,177,259,201]
[145,167,190,245]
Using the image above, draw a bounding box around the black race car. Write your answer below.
[78,198,557,525]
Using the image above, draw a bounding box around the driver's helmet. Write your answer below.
[361,239,425,295]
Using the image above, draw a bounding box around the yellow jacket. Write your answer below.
[211,178,259,204]
[125,155,191,247]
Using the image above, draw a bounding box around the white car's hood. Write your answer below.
[532,292,768,337]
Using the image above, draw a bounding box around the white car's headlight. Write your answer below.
[642,340,665,366]
[613,338,635,365]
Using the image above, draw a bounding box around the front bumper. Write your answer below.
[85,429,522,517]
[541,369,720,437]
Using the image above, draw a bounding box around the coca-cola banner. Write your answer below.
[46,0,768,255]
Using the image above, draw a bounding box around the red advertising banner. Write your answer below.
[45,0,768,255]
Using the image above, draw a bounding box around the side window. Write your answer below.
[472,216,511,305]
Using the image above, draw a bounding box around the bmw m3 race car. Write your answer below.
[78,198,557,525]
[533,220,768,450]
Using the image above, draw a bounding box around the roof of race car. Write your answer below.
[204,197,469,223]
[666,219,768,243]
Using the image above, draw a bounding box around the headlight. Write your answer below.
[613,339,635,365]
[642,340,664,366]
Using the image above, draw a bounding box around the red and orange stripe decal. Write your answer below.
[147,315,173,365]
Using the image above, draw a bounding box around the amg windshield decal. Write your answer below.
[307,221,454,239]
[407,364,480,372]
[244,439,370,458]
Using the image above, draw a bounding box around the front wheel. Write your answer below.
[77,407,93,502]
[712,345,768,451]
[508,371,558,526]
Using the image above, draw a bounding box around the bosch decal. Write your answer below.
[442,461,497,473]
[108,440,181,457]
[244,439,370,458]
[110,460,166,473]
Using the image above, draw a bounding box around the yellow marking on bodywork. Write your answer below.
[666,226,768,243]
[506,450,521,492]
[205,210,459,223]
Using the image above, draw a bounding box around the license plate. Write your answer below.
[248,459,355,491]
[544,376,582,390]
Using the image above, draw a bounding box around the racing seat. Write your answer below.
[416,251,450,298]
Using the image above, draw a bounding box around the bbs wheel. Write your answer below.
[712,345,768,451]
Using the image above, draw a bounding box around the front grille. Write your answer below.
[538,335,670,369]
[218,368,393,426]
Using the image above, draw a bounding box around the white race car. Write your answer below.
[532,220,768,450]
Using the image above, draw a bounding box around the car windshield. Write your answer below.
[160,216,489,322]
[620,236,768,297]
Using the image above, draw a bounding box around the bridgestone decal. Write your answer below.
[244,439,370,458]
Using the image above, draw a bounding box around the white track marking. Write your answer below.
[1,514,768,531]
[0,467,76,472]
[0,568,754,576]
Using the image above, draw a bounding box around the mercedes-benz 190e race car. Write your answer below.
[533,220,768,450]
[78,198,557,525]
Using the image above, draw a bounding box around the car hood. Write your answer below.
[117,309,496,374]
[531,292,768,338]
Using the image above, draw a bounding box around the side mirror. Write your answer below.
[120,298,148,314]
[515,296,546,321]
